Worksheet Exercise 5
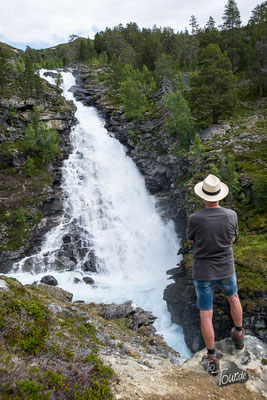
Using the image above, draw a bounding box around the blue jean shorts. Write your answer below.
[193,273,238,310]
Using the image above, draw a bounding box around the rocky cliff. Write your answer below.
[0,73,77,272]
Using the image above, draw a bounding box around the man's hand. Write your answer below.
[189,240,194,243]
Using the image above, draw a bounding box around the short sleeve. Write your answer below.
[186,215,196,240]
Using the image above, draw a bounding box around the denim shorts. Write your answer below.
[193,273,238,310]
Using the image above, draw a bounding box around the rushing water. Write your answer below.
[9,70,191,358]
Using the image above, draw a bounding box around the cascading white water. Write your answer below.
[9,70,191,358]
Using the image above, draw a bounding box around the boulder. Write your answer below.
[182,335,267,398]
[82,276,95,285]
[40,275,58,286]
[38,283,73,302]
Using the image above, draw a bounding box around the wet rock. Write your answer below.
[40,275,58,286]
[82,276,95,285]
[81,251,98,272]
[73,277,81,284]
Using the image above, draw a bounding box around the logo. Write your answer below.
[216,361,249,387]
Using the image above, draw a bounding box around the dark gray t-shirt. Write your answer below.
[186,207,238,280]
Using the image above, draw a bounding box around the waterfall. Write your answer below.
[9,70,191,358]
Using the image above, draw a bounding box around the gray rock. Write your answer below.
[40,275,58,286]
[200,124,228,141]
[132,308,157,332]
[102,300,136,320]
[0,279,9,292]
[82,276,95,285]
[183,335,267,398]
[73,277,81,284]
[239,132,251,139]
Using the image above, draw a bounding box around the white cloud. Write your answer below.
[0,0,261,48]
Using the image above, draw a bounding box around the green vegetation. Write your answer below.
[0,277,114,399]
[164,87,195,151]
[189,44,236,127]
[25,108,61,163]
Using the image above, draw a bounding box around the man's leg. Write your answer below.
[200,309,214,349]
[227,292,243,327]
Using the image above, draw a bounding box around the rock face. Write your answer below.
[164,263,204,353]
[0,75,77,273]
[164,259,267,353]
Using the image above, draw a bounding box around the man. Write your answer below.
[186,174,245,373]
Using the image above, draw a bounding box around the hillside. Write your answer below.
[0,276,266,399]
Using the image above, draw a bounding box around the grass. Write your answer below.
[0,277,115,400]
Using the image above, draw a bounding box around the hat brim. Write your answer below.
[194,181,229,201]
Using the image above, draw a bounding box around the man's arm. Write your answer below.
[186,215,196,243]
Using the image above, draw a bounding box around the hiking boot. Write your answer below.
[201,353,220,375]
[231,327,245,349]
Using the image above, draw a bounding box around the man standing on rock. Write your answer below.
[186,174,245,373]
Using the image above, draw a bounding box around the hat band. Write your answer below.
[202,187,221,196]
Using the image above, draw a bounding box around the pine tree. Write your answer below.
[222,0,241,31]
[247,1,267,96]
[205,16,216,31]
[189,44,236,127]
[163,88,195,151]
[221,0,242,70]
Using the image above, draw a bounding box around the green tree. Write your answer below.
[25,109,60,163]
[78,39,88,62]
[163,88,195,151]
[221,0,242,70]
[189,44,236,127]
[247,1,267,97]
[0,47,10,93]
[154,54,177,84]
[55,73,63,104]
[252,175,267,212]
[119,77,148,120]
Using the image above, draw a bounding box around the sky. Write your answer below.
[0,0,262,50]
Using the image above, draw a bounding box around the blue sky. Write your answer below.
[0,0,262,50]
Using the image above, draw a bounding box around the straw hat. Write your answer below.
[194,174,229,201]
